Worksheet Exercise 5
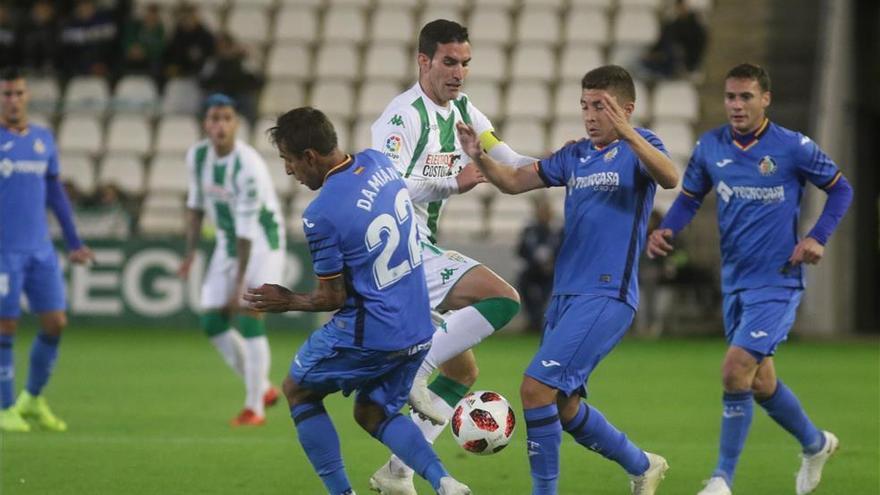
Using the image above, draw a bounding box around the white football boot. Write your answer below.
[796,431,839,494]
[630,452,669,495]
[697,476,732,495]
[437,477,471,495]
[369,459,416,495]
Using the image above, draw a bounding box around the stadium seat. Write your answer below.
[227,7,270,45]
[553,83,583,119]
[363,43,411,82]
[613,7,660,47]
[277,0,323,6]
[558,44,605,81]
[351,117,374,151]
[147,154,189,194]
[328,0,371,6]
[515,6,561,45]
[619,0,662,9]
[370,7,416,44]
[262,151,293,198]
[265,44,311,80]
[322,6,367,44]
[57,115,102,155]
[357,81,403,119]
[139,192,185,235]
[64,76,110,115]
[375,0,421,6]
[652,120,695,158]
[274,5,319,44]
[609,44,645,71]
[334,119,351,151]
[27,77,60,115]
[499,119,547,158]
[509,44,556,82]
[161,78,202,115]
[59,153,97,195]
[568,0,614,8]
[258,80,305,116]
[564,7,611,46]
[28,113,52,129]
[549,117,587,148]
[99,152,147,196]
[652,80,699,123]
[314,42,361,81]
[105,115,152,156]
[112,75,159,114]
[466,43,507,83]
[237,118,252,145]
[197,6,223,33]
[154,116,200,155]
[468,8,513,46]
[418,6,465,27]
[523,0,564,9]
[461,81,502,123]
[504,82,551,121]
[237,0,276,7]
[310,80,355,121]
[633,78,651,123]
[254,117,278,155]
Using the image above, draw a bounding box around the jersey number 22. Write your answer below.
[366,189,422,289]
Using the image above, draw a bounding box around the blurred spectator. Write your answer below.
[640,0,707,80]
[475,187,496,239]
[199,32,262,123]
[516,197,562,332]
[163,3,214,80]
[58,0,118,79]
[121,3,165,82]
[19,1,59,74]
[0,5,18,67]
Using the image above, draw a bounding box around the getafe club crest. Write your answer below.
[33,138,46,155]
[603,146,619,162]
[758,155,777,176]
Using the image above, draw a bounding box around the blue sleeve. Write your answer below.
[45,175,83,251]
[659,192,703,234]
[681,140,712,196]
[793,134,839,188]
[535,144,574,187]
[47,132,60,176]
[302,207,343,278]
[807,174,853,245]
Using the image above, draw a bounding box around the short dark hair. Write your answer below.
[418,19,469,59]
[726,63,771,92]
[0,67,24,82]
[581,65,636,103]
[269,107,337,157]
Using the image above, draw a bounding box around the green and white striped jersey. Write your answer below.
[371,83,498,244]
[185,139,285,256]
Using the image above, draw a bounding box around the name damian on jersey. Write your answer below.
[357,165,402,212]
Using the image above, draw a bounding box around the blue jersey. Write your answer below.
[535,128,663,309]
[682,120,841,293]
[303,149,433,351]
[0,124,59,252]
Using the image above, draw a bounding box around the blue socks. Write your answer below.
[714,391,754,485]
[0,334,13,409]
[563,402,649,476]
[757,380,825,454]
[27,332,60,397]
[291,402,352,495]
[374,413,448,490]
[525,404,562,495]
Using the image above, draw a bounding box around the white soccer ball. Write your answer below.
[450,390,516,455]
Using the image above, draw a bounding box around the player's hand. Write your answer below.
[788,237,824,265]
[599,92,636,141]
[455,122,482,159]
[68,246,95,265]
[646,228,675,258]
[243,283,295,313]
[177,253,195,279]
[455,163,486,194]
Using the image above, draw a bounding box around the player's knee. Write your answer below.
[40,312,67,335]
[472,296,521,332]
[520,376,555,408]
[352,402,385,434]
[721,365,753,392]
[439,353,479,386]
[750,375,776,399]
[282,376,309,408]
[0,319,19,334]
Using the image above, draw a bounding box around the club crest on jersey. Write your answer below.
[0,159,12,178]
[603,146,619,162]
[758,155,777,176]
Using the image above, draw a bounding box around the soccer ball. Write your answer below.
[450,390,516,455]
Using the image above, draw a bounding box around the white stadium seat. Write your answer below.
[370,7,416,44]
[112,75,158,114]
[351,117,374,151]
[64,76,109,115]
[564,7,611,46]
[314,42,361,81]
[504,82,551,121]
[549,117,587,148]
[652,120,695,158]
[357,81,403,119]
[265,44,311,80]
[258,80,305,116]
[58,115,102,155]
[274,6,319,44]
[322,6,367,43]
[28,77,60,114]
[509,44,556,81]
[59,153,97,195]
[461,81,502,123]
[161,78,202,116]
[613,7,660,47]
[419,6,465,28]
[310,80,355,121]
[468,8,513,46]
[558,44,605,81]
[105,115,152,155]
[652,80,699,123]
[227,7,270,45]
[139,192,185,235]
[554,82,584,119]
[499,119,547,158]
[99,152,146,195]
[147,154,189,194]
[363,43,411,82]
[515,6,561,45]
[154,116,200,154]
[466,43,507,83]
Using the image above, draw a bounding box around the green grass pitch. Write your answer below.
[1,325,877,494]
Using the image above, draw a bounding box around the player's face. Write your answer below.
[279,145,322,191]
[203,106,238,150]
[581,89,629,147]
[724,77,770,134]
[0,78,30,128]
[419,41,471,106]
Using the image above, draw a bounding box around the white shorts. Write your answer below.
[200,247,286,309]
[421,242,481,309]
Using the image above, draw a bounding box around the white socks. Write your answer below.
[243,335,271,416]
[420,307,495,376]
[210,329,246,378]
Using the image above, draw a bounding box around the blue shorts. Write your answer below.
[724,287,803,358]
[0,247,66,318]
[525,295,634,397]
[290,326,431,417]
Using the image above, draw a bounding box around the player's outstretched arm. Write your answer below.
[456,122,545,194]
[647,190,706,258]
[244,276,347,313]
[599,93,679,189]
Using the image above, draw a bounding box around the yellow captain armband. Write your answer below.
[479,129,503,152]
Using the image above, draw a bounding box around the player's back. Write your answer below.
[303,149,433,351]
[0,124,58,252]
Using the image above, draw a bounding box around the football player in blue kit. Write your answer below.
[243,107,470,495]
[647,63,853,495]
[0,67,95,432]
[457,65,680,495]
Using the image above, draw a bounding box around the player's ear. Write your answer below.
[762,90,771,108]
[622,100,635,118]
[417,52,431,71]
